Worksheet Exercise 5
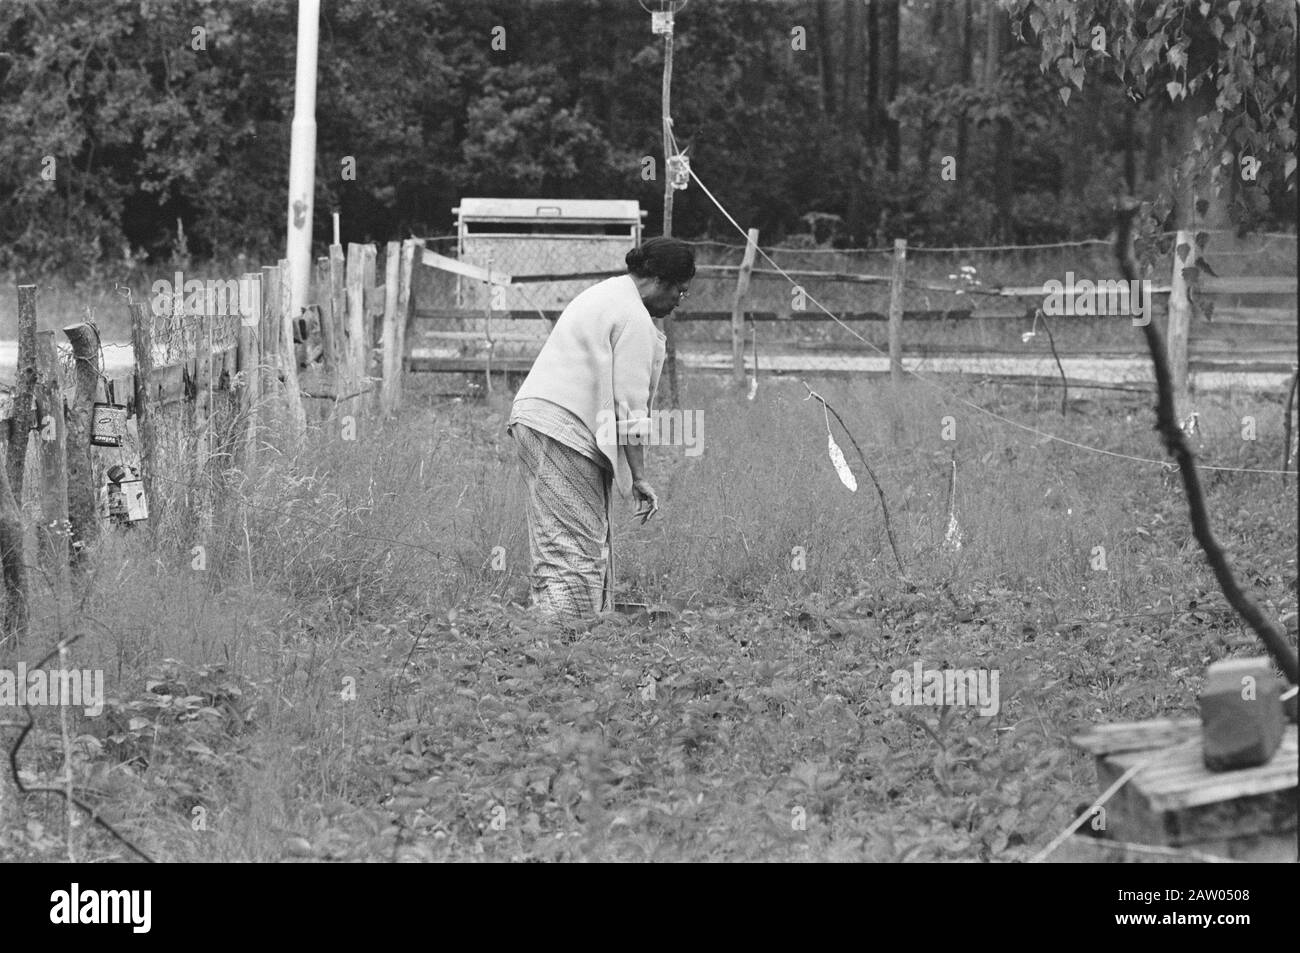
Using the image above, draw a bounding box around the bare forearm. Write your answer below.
[625,442,646,483]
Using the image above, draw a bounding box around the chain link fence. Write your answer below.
[392,229,1297,393]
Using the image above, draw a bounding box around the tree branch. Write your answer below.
[801,381,906,576]
[1115,196,1297,692]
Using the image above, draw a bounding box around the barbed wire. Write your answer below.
[685,164,1298,478]
[677,231,1294,255]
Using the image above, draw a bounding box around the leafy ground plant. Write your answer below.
[1,372,1294,861]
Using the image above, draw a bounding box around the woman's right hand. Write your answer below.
[631,478,659,524]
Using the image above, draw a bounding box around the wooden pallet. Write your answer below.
[1067,718,1298,862]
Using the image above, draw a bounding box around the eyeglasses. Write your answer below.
[675,286,691,300]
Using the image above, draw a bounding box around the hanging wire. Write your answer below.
[685,164,1298,477]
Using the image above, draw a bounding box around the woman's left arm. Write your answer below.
[611,315,658,446]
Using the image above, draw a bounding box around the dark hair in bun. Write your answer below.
[625,237,696,286]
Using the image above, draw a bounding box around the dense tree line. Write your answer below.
[0,0,1293,277]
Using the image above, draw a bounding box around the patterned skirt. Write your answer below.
[509,422,614,621]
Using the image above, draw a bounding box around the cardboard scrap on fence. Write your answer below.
[421,249,512,285]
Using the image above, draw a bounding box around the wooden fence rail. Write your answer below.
[411,232,1295,392]
[0,242,417,641]
[1,233,1293,640]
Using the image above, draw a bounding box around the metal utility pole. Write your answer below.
[286,0,320,324]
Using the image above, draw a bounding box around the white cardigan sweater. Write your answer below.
[512,274,666,497]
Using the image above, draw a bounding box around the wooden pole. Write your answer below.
[483,258,495,397]
[316,253,339,373]
[345,243,366,412]
[128,303,158,528]
[380,241,402,416]
[1167,228,1194,415]
[326,245,346,403]
[237,272,262,465]
[35,331,70,584]
[888,238,907,383]
[360,242,377,368]
[260,264,278,400]
[0,455,24,644]
[660,13,680,410]
[62,323,100,547]
[278,258,307,439]
[731,228,759,386]
[9,285,38,498]
[361,244,380,417]
[194,310,211,490]
[388,238,418,415]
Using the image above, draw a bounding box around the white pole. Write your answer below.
[286,0,320,323]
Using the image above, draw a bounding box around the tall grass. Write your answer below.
[2,346,1295,860]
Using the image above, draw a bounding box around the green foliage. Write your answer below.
[459,66,620,195]
[1004,0,1297,227]
[0,1,1294,274]
[3,375,1295,861]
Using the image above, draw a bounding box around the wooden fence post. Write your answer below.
[0,455,24,644]
[68,321,106,560]
[361,242,377,370]
[380,241,402,416]
[278,259,307,439]
[34,331,70,586]
[324,245,346,415]
[261,264,279,402]
[128,302,157,530]
[382,236,418,413]
[731,228,759,387]
[1167,228,1195,415]
[889,239,907,384]
[394,239,420,413]
[362,244,382,416]
[193,309,211,490]
[345,243,366,414]
[238,272,262,465]
[315,254,339,373]
[9,285,38,498]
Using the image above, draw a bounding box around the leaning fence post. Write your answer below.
[1167,229,1195,416]
[731,228,759,387]
[128,303,158,523]
[34,331,71,586]
[0,449,25,644]
[9,285,38,499]
[889,238,907,384]
[68,320,107,559]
